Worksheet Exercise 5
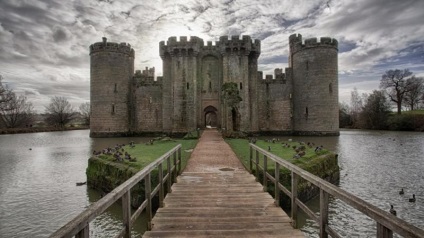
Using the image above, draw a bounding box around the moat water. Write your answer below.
[0,129,423,237]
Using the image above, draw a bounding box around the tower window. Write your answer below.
[114,83,117,93]
[187,82,190,90]
[112,104,115,115]
[209,81,212,92]
[305,107,308,118]
[240,82,243,90]
[306,61,309,70]
[329,83,333,93]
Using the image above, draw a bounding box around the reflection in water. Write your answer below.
[272,130,424,237]
[0,130,151,237]
[0,129,422,237]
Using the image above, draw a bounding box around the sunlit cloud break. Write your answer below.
[0,0,423,111]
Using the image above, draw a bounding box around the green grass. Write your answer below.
[403,110,424,115]
[226,138,330,170]
[95,139,198,171]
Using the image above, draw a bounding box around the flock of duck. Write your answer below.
[389,188,416,216]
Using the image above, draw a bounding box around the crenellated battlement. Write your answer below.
[159,35,260,57]
[217,35,261,55]
[258,68,292,83]
[289,34,338,54]
[134,67,162,86]
[160,36,204,57]
[90,37,134,56]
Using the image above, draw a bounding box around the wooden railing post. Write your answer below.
[319,189,329,238]
[291,171,298,228]
[173,152,177,183]
[158,163,164,207]
[76,226,89,238]
[255,150,259,181]
[177,147,182,175]
[263,155,268,192]
[274,163,280,207]
[167,156,172,193]
[122,191,131,238]
[145,173,152,231]
[249,146,253,173]
[377,223,393,238]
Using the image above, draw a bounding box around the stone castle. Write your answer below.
[89,34,339,137]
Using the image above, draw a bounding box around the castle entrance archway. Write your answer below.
[204,106,218,128]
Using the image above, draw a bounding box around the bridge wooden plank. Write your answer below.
[142,130,304,238]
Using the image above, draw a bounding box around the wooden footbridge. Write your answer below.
[51,129,424,238]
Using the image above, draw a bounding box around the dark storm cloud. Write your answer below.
[0,0,423,110]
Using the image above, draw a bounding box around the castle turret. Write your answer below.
[89,37,134,137]
[159,36,204,133]
[217,35,261,132]
[289,34,339,135]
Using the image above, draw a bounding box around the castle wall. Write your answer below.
[290,34,339,135]
[90,34,339,137]
[160,37,203,133]
[257,70,293,132]
[89,38,134,137]
[200,55,221,127]
[134,78,163,132]
[219,36,260,132]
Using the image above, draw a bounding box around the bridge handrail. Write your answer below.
[50,144,182,238]
[249,143,424,238]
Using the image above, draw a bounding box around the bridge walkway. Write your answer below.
[143,129,304,238]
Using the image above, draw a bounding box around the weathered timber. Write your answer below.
[50,145,182,238]
[143,130,304,238]
[144,172,303,237]
[250,143,424,238]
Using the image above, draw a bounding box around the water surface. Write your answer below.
[0,129,422,237]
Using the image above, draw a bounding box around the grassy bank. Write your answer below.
[226,138,340,206]
[0,125,89,134]
[93,139,198,170]
[86,138,198,207]
[226,138,333,169]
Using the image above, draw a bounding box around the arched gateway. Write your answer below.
[204,106,218,128]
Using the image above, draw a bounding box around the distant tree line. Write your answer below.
[340,69,424,131]
[0,75,90,129]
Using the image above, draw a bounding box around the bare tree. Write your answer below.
[0,75,14,111]
[79,102,90,125]
[44,96,77,127]
[379,69,415,114]
[403,76,424,111]
[0,93,35,128]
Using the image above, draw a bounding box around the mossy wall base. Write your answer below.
[86,157,163,208]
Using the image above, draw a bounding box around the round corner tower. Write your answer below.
[89,37,134,137]
[289,34,339,135]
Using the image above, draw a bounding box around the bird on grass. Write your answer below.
[409,194,416,203]
[399,188,404,195]
[389,204,397,216]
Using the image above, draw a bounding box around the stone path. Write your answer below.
[143,129,304,238]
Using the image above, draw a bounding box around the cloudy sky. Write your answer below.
[0,0,423,112]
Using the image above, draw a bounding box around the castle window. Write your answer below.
[209,81,212,92]
[114,83,117,93]
[240,82,243,90]
[305,107,308,118]
[306,61,309,70]
[112,104,115,115]
[177,60,180,69]
[187,82,190,90]
[329,83,333,94]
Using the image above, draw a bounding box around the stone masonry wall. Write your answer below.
[90,38,134,137]
[290,34,339,135]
